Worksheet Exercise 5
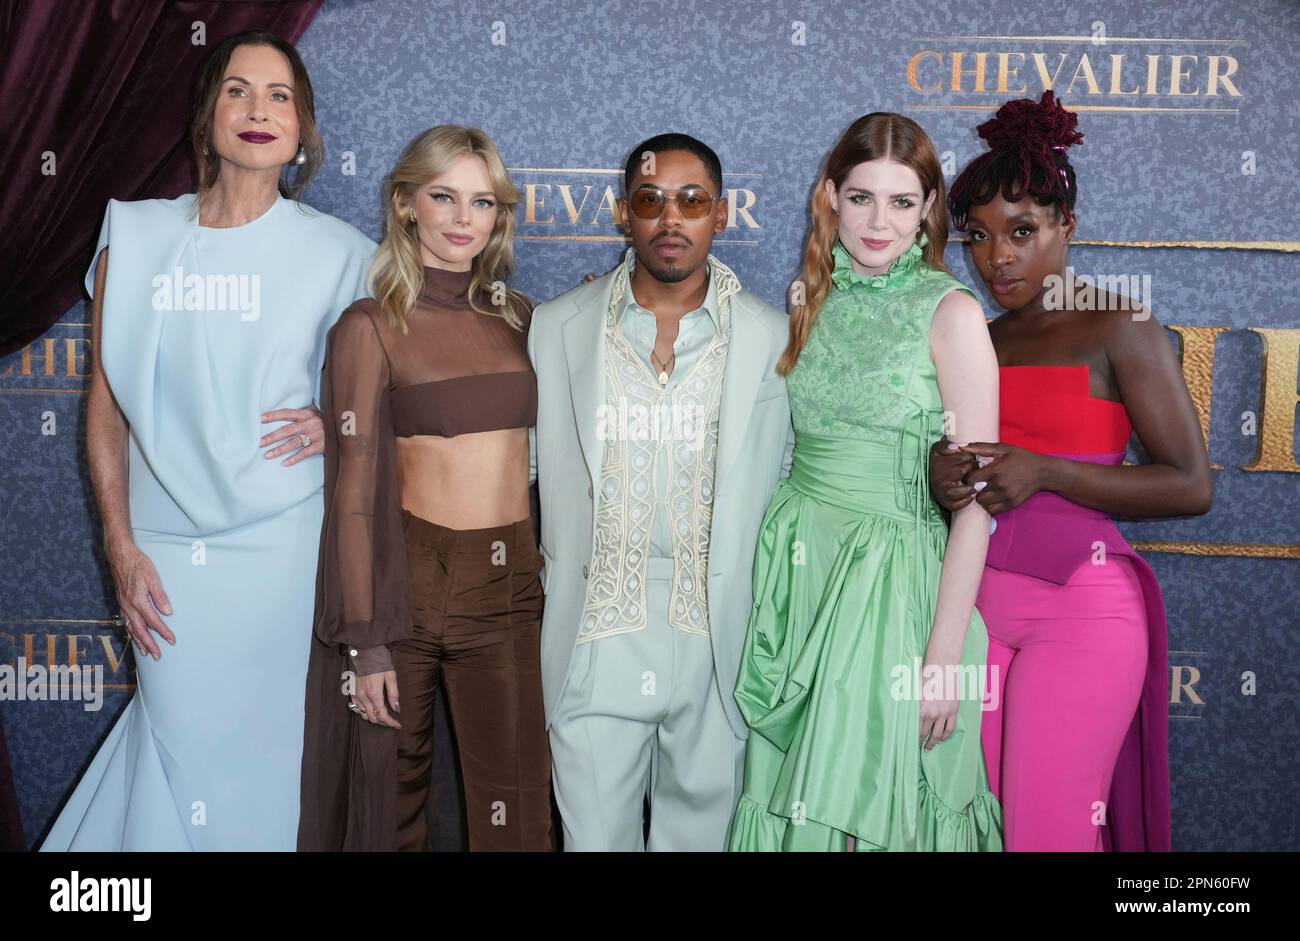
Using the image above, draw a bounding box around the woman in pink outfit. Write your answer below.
[929,92,1212,851]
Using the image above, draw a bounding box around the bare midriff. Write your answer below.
[396,427,530,529]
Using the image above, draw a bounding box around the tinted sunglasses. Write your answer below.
[628,186,720,220]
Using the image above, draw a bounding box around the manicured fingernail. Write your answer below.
[973,481,988,492]
[946,442,959,450]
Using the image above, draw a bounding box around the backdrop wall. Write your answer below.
[2,0,1297,850]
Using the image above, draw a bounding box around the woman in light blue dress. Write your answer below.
[40,32,374,851]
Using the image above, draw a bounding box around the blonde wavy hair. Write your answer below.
[371,125,529,333]
[779,113,951,376]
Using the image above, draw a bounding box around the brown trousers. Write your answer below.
[394,510,553,851]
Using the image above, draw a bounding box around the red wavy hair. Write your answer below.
[779,112,951,376]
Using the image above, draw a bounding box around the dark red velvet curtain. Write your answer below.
[0,0,324,850]
[0,720,20,850]
[0,0,325,357]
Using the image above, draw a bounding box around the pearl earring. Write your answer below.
[294,146,306,166]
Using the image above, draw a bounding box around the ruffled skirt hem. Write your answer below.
[729,776,1003,852]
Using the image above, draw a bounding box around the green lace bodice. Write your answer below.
[788,238,977,447]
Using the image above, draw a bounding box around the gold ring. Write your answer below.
[372,707,380,717]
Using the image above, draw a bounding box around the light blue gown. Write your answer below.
[40,193,375,851]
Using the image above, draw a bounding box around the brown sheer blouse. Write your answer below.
[299,265,535,851]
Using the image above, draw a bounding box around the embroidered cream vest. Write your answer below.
[577,251,740,643]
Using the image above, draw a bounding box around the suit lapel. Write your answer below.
[561,277,615,487]
[717,295,767,486]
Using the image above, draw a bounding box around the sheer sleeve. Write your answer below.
[313,303,411,675]
[524,297,539,486]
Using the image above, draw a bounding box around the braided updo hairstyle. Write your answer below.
[948,90,1084,230]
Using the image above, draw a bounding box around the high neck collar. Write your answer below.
[419,264,473,309]
[831,235,926,292]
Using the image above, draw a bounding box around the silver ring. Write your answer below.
[299,433,311,448]
[347,702,361,714]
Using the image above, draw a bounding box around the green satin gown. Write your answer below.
[729,238,1003,851]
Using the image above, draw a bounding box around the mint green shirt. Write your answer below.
[616,251,722,558]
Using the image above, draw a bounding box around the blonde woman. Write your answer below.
[298,126,551,852]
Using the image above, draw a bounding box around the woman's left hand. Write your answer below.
[960,441,1046,515]
[261,406,325,465]
[919,648,961,751]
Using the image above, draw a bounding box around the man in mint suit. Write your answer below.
[528,134,794,850]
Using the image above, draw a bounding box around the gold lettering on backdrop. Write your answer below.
[910,45,1244,103]
[99,634,128,674]
[593,187,620,225]
[4,631,130,676]
[950,51,988,92]
[1066,55,1102,96]
[1144,54,1161,96]
[65,337,89,377]
[556,184,595,224]
[23,338,59,377]
[1168,325,1229,470]
[67,634,94,667]
[521,181,622,227]
[1030,52,1073,91]
[727,189,760,229]
[1108,54,1140,96]
[525,183,553,224]
[1168,54,1200,96]
[996,52,1026,94]
[21,633,59,667]
[0,331,91,383]
[1242,328,1300,473]
[1170,665,1205,705]
[1206,56,1241,97]
[908,50,943,93]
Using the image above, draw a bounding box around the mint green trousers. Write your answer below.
[549,558,745,851]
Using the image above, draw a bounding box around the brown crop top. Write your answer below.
[310,265,536,677]
[368,265,536,437]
